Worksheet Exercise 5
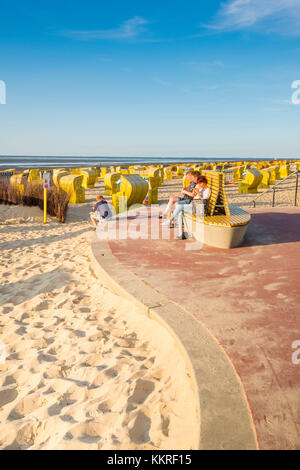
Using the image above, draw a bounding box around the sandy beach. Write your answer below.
[0,181,199,450]
[1,174,299,450]
[2,0,300,451]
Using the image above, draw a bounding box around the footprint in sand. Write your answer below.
[42,386,56,395]
[115,338,137,349]
[97,399,113,413]
[133,355,147,362]
[8,394,45,421]
[45,337,55,345]
[160,407,170,437]
[56,299,69,309]
[2,306,13,314]
[6,369,29,388]
[38,353,57,363]
[14,421,42,448]
[140,357,156,371]
[120,349,133,357]
[46,346,59,356]
[89,332,105,342]
[64,421,104,444]
[19,313,30,322]
[60,414,77,424]
[15,326,27,336]
[48,395,77,417]
[32,321,44,328]
[128,380,155,407]
[90,373,106,388]
[104,315,114,322]
[43,366,62,379]
[0,387,18,408]
[104,367,119,378]
[79,307,91,313]
[128,410,151,444]
[7,349,33,362]
[33,339,49,350]
[2,375,17,387]
[80,354,101,368]
[72,330,86,338]
[34,300,49,312]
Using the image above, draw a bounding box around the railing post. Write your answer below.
[272,187,275,207]
[295,171,299,207]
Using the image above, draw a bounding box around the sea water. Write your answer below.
[0,155,284,170]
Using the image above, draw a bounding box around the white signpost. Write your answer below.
[43,172,50,189]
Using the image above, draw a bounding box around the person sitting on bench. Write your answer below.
[193,175,211,215]
[161,170,200,221]
[164,175,211,239]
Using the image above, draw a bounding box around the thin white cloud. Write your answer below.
[206,0,300,34]
[187,60,225,73]
[152,77,219,94]
[97,54,113,62]
[63,16,149,41]
[152,77,173,87]
[274,98,294,104]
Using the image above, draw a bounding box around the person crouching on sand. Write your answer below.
[90,195,111,227]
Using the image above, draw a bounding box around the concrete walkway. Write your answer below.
[92,207,300,450]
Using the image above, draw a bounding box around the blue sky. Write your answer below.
[0,0,300,158]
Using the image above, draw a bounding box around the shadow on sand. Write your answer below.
[0,269,72,307]
[0,227,93,251]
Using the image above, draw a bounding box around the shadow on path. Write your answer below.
[243,211,300,246]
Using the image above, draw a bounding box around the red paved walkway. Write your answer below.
[108,207,300,450]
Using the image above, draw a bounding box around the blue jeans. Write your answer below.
[169,202,193,236]
[170,201,205,236]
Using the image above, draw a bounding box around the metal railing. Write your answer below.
[252,170,300,208]
[224,169,235,185]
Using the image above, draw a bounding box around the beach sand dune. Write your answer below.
[0,191,198,450]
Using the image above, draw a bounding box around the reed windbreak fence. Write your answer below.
[0,178,70,222]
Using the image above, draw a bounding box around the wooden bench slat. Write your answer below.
[190,171,250,227]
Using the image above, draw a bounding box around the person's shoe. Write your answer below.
[162,219,172,227]
[176,233,187,240]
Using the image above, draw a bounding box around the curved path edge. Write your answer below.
[90,234,258,450]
